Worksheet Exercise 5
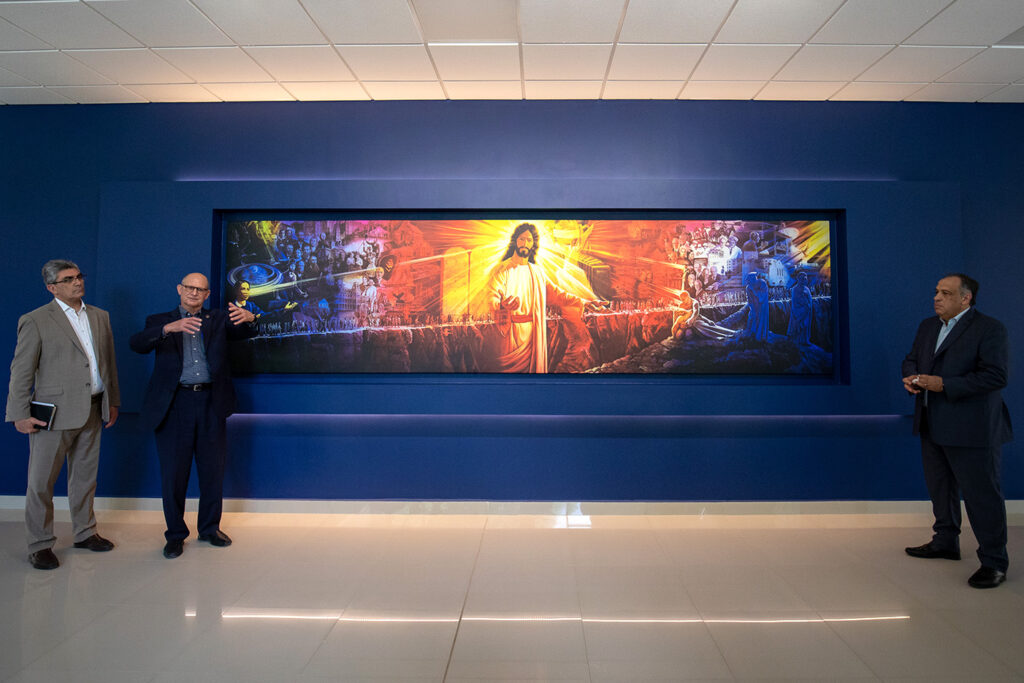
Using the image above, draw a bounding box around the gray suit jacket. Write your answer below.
[6,300,120,430]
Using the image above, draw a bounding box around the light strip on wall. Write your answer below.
[187,611,910,624]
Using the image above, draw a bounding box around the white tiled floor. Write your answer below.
[1,509,1023,682]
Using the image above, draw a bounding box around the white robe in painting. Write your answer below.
[487,261,583,373]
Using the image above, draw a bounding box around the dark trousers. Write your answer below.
[154,388,226,542]
[920,415,1008,572]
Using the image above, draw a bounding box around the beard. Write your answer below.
[516,245,537,259]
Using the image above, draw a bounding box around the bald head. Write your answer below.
[177,272,210,313]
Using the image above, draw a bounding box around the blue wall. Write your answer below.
[1,100,1020,502]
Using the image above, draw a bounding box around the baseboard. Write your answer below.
[2,495,1021,517]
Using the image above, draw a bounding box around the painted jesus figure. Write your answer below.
[487,223,602,373]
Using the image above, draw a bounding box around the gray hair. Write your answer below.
[42,259,79,285]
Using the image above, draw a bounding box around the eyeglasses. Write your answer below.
[51,273,85,285]
[179,284,210,294]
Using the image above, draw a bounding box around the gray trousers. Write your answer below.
[25,397,102,552]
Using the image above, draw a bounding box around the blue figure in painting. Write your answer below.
[786,271,813,345]
[743,272,769,341]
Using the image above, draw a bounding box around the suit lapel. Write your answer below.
[45,300,85,355]
[200,309,213,350]
[85,307,102,366]
[170,308,185,358]
[934,307,975,359]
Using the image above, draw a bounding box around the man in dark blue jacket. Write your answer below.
[130,273,256,559]
[901,273,1012,589]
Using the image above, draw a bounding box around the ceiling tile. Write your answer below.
[679,80,764,99]
[153,47,273,82]
[829,81,926,100]
[755,80,846,100]
[810,0,949,44]
[282,81,370,100]
[775,44,893,81]
[362,80,446,100]
[0,1,140,49]
[602,80,684,98]
[87,0,232,48]
[124,83,220,101]
[191,0,325,46]
[411,0,517,42]
[716,0,843,44]
[858,46,984,82]
[336,45,437,81]
[937,46,1024,82]
[519,0,625,43]
[523,80,603,98]
[245,46,354,81]
[608,44,704,80]
[0,15,52,50]
[906,0,1024,46]
[905,81,1005,100]
[1000,24,1024,45]
[49,84,147,103]
[979,83,1024,100]
[65,49,191,84]
[0,86,72,104]
[302,0,421,44]
[522,44,612,80]
[0,51,112,86]
[619,0,733,43]
[690,44,800,81]
[429,44,520,80]
[445,80,522,99]
[0,65,34,86]
[203,82,295,101]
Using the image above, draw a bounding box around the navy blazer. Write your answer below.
[129,307,256,432]
[901,306,1013,448]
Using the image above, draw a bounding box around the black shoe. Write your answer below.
[905,542,960,560]
[198,530,232,547]
[73,533,114,552]
[29,548,60,570]
[163,539,184,559]
[968,566,1006,589]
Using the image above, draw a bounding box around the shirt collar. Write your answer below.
[941,306,970,327]
[54,298,86,315]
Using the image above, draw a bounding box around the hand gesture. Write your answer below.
[228,302,256,326]
[163,316,202,335]
[499,295,520,311]
[902,375,921,394]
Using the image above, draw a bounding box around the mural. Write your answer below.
[223,216,835,375]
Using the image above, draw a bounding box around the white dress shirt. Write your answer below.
[55,298,105,396]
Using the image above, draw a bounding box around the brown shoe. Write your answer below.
[29,548,59,570]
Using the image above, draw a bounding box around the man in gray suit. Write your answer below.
[6,259,120,570]
[902,273,1012,589]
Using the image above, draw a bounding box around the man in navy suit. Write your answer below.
[130,273,256,559]
[901,273,1012,588]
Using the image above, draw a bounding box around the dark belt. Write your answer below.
[509,313,533,324]
[178,383,211,392]
[91,392,104,403]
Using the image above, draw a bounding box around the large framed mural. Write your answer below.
[221,212,839,376]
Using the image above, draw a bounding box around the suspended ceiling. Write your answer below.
[1,0,1023,105]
